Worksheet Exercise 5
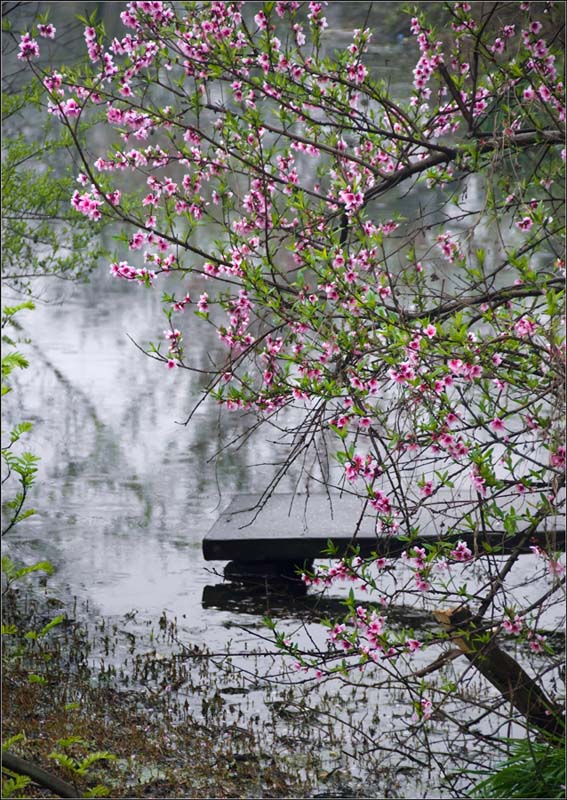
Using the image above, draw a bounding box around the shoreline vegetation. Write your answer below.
[3,575,564,798]
[2,581,405,799]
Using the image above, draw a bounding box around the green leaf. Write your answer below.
[13,509,37,524]
[2,733,26,752]
[2,301,35,318]
[56,736,87,748]
[48,753,77,772]
[1,352,30,376]
[77,752,116,774]
[9,421,33,442]
[38,614,65,638]
[1,624,18,635]
[1,558,54,581]
[85,786,112,798]
[1,774,32,797]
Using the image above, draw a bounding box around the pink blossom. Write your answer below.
[529,638,544,654]
[129,232,146,250]
[437,232,462,262]
[491,37,505,54]
[550,446,565,467]
[379,220,399,235]
[413,698,433,721]
[423,324,436,339]
[369,490,391,514]
[338,188,365,213]
[71,189,103,221]
[414,573,430,592]
[516,216,533,231]
[490,417,505,433]
[254,10,268,29]
[470,467,486,497]
[527,631,546,654]
[463,363,483,380]
[403,547,426,568]
[514,317,536,337]
[307,1,328,30]
[197,293,209,313]
[548,559,566,578]
[329,623,346,642]
[448,359,464,375]
[17,32,40,60]
[503,614,523,635]
[450,540,473,562]
[406,639,422,652]
[37,23,56,39]
[110,262,155,285]
[60,99,82,118]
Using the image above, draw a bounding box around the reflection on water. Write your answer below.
[6,271,297,621]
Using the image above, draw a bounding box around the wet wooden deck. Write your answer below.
[203,492,565,563]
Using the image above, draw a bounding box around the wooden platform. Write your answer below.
[202,492,565,563]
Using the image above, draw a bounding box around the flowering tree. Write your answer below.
[19,0,565,786]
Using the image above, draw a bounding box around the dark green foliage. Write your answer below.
[469,739,566,799]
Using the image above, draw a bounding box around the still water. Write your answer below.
[6,271,279,620]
